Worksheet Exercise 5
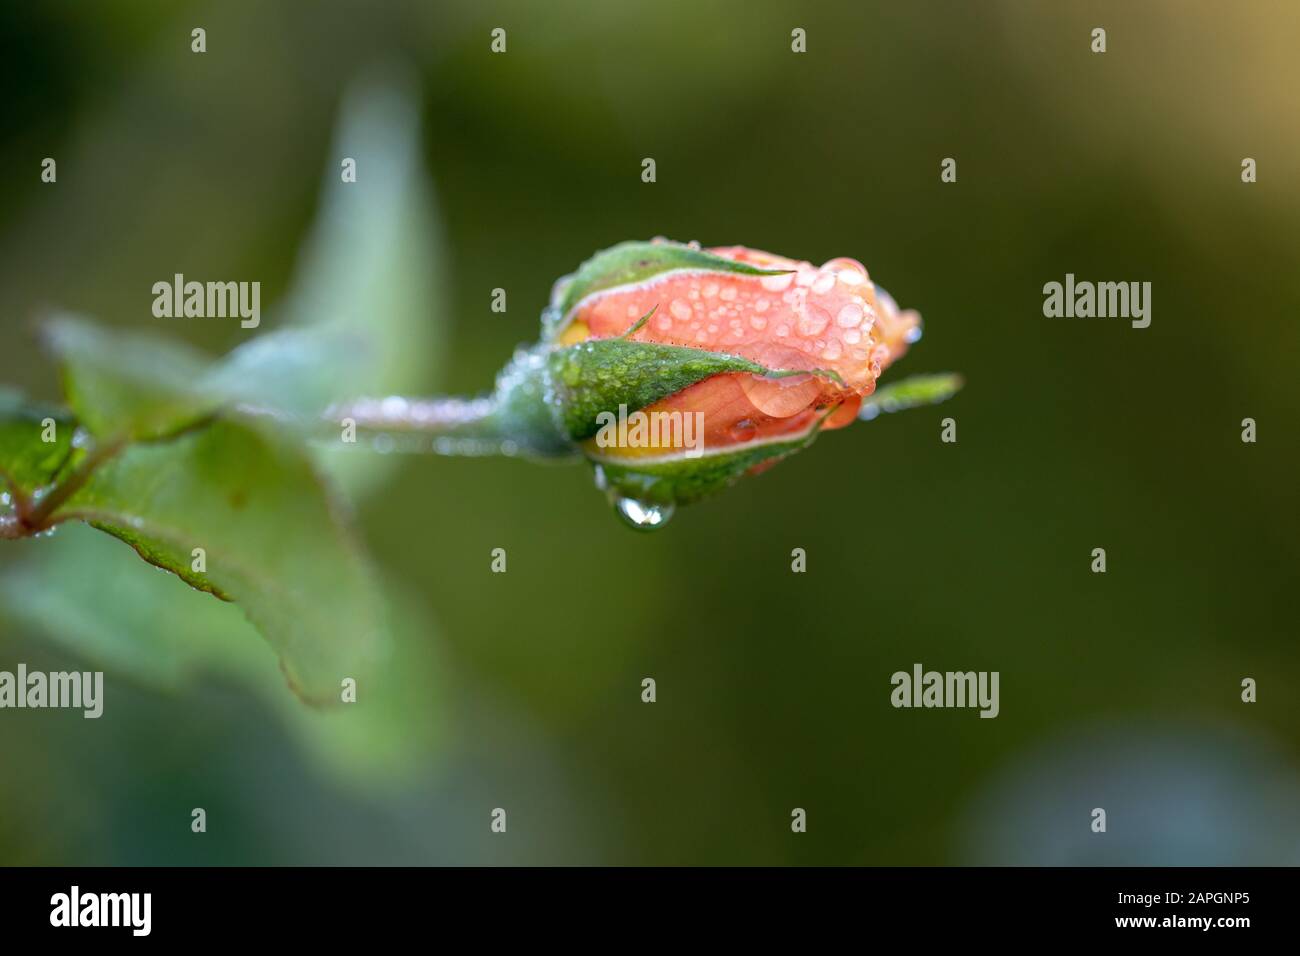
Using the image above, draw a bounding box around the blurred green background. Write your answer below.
[1,0,1297,865]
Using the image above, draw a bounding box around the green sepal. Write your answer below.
[593,428,823,507]
[859,372,964,420]
[546,337,771,442]
[544,240,790,339]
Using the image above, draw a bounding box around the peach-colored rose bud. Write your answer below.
[553,242,920,457]
[335,238,955,529]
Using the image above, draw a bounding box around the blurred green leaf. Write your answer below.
[209,75,445,465]
[202,73,447,500]
[0,523,444,786]
[43,316,218,442]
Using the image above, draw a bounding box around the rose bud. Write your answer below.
[334,239,959,529]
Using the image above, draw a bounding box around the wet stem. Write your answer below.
[1,438,124,538]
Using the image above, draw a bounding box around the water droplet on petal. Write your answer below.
[811,271,836,294]
[729,418,758,443]
[836,303,864,328]
[719,285,737,301]
[614,497,675,530]
[670,298,693,321]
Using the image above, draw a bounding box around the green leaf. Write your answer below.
[859,372,964,420]
[53,417,385,704]
[0,389,75,495]
[546,240,790,338]
[42,316,219,442]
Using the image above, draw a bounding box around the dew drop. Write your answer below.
[750,315,768,330]
[836,303,864,328]
[729,419,758,442]
[719,285,737,301]
[380,396,408,418]
[614,496,675,531]
[811,271,836,294]
[670,298,693,321]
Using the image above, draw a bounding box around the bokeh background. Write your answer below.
[1,0,1297,865]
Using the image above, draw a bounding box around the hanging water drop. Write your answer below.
[613,496,675,530]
